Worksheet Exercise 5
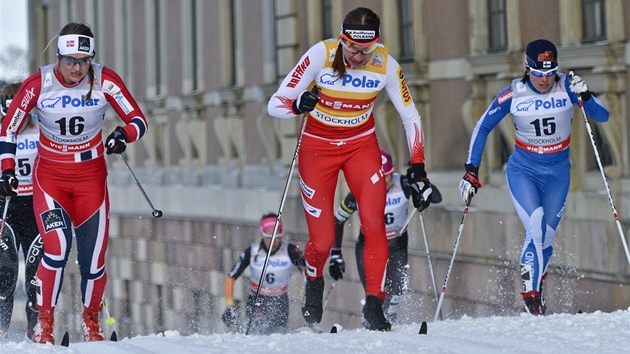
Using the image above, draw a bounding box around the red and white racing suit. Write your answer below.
[267,39,426,300]
[0,63,148,311]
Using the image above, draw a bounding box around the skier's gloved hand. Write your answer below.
[105,126,128,155]
[569,71,591,101]
[221,300,240,327]
[407,163,432,212]
[329,250,345,280]
[292,88,320,115]
[459,164,482,205]
[0,170,18,197]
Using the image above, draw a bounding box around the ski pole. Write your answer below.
[103,299,116,327]
[322,280,337,312]
[419,214,440,312]
[577,94,630,267]
[247,86,320,335]
[0,197,10,238]
[434,192,473,322]
[118,154,163,218]
[400,183,442,234]
[102,299,118,341]
[399,207,417,234]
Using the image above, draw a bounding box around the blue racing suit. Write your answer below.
[465,73,609,294]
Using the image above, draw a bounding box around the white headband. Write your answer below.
[57,34,95,56]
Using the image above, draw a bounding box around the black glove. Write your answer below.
[292,88,320,115]
[407,163,432,212]
[221,303,239,327]
[459,164,482,205]
[0,170,18,197]
[329,250,345,280]
[105,126,128,155]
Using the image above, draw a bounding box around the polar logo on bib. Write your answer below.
[341,74,381,88]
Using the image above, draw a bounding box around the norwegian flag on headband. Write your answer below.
[58,34,95,56]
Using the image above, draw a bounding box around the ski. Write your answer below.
[57,330,117,346]
[418,321,427,335]
[331,323,343,333]
[60,331,69,347]
[294,323,343,334]
[293,323,325,333]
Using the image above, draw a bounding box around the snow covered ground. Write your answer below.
[1,308,628,353]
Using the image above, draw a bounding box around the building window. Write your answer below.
[189,0,199,91]
[273,3,298,81]
[398,0,414,62]
[488,0,507,51]
[261,0,276,83]
[230,0,238,86]
[120,2,130,81]
[322,0,333,39]
[147,0,163,96]
[583,0,606,42]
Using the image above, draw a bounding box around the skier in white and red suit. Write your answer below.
[267,7,433,331]
[0,22,148,344]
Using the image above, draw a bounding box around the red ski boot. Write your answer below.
[522,291,546,316]
[32,307,55,344]
[82,306,105,342]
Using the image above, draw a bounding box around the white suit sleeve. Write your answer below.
[384,55,425,164]
[267,42,326,119]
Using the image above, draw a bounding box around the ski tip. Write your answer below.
[293,324,324,334]
[110,331,118,342]
[60,331,70,346]
[418,321,428,335]
[330,323,342,333]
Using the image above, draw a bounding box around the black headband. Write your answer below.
[341,23,380,43]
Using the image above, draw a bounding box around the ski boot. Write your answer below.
[82,306,105,342]
[25,298,39,340]
[362,295,391,331]
[301,276,324,326]
[32,307,55,344]
[539,272,547,307]
[383,295,402,324]
[522,291,546,316]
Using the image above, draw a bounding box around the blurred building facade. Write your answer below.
[11,0,629,339]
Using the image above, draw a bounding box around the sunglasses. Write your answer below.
[58,54,94,67]
[340,38,378,56]
[529,67,558,78]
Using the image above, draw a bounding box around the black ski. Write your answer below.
[58,330,116,345]
[60,331,70,346]
[330,323,343,333]
[418,321,427,335]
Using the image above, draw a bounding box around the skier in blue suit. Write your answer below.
[459,39,609,315]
